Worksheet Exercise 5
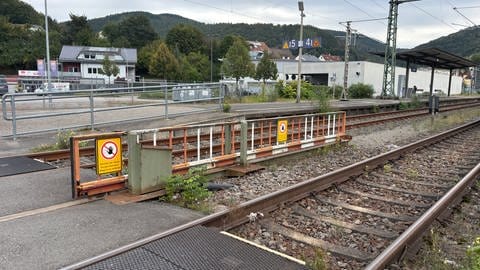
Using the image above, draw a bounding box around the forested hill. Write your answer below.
[87,12,385,61]
[88,12,204,38]
[414,27,480,58]
[0,0,44,25]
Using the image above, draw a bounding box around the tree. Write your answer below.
[102,21,128,47]
[176,52,211,82]
[117,15,157,48]
[100,56,120,85]
[221,38,255,96]
[254,51,278,84]
[219,35,236,58]
[102,14,157,49]
[166,24,205,55]
[470,53,480,64]
[63,14,95,46]
[148,41,179,81]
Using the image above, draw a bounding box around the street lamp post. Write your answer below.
[296,1,305,104]
[44,0,51,92]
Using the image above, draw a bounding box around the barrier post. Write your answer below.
[127,132,141,194]
[240,120,248,166]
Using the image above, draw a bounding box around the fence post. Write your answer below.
[11,94,17,141]
[225,123,232,154]
[164,85,168,119]
[240,120,248,166]
[219,83,224,111]
[89,90,94,131]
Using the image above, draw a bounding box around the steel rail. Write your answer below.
[346,100,480,121]
[60,118,480,270]
[365,162,480,270]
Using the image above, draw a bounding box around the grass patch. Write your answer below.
[306,248,328,270]
[30,129,77,152]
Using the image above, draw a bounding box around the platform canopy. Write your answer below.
[395,47,476,69]
[373,47,477,96]
[374,47,476,70]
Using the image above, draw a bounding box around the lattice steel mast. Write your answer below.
[341,21,352,101]
[382,0,419,97]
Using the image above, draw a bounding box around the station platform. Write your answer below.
[0,96,476,269]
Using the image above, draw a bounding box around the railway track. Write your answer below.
[23,101,480,166]
[231,123,480,269]
[62,118,480,269]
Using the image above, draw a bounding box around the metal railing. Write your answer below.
[69,112,348,197]
[1,83,224,140]
[130,112,348,173]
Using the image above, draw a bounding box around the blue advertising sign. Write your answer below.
[50,60,58,77]
[37,59,45,76]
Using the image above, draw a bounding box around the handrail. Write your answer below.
[1,83,224,140]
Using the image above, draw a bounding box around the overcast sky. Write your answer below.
[22,0,479,48]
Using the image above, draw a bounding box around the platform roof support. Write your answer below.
[448,69,453,97]
[429,66,435,96]
[405,59,410,98]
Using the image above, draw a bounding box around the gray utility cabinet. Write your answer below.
[128,133,172,194]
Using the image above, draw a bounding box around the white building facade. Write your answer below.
[59,46,137,85]
[275,60,463,97]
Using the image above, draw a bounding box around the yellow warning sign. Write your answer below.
[282,41,289,49]
[277,119,288,143]
[96,137,122,175]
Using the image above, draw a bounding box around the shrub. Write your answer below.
[31,129,76,152]
[410,95,422,109]
[466,236,480,269]
[259,84,278,102]
[312,85,331,113]
[398,102,410,110]
[348,83,374,98]
[276,80,315,100]
[163,167,211,209]
[222,102,231,112]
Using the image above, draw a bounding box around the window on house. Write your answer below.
[84,54,96,59]
[88,68,92,74]
[68,67,79,73]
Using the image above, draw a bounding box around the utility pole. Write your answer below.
[340,18,385,101]
[381,0,420,98]
[296,1,305,104]
[341,21,351,101]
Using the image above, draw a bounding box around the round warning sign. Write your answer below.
[96,137,122,175]
[277,119,288,143]
[101,141,118,160]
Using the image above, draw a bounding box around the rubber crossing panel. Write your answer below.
[85,225,308,270]
[0,156,55,177]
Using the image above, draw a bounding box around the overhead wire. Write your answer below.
[181,0,269,23]
[410,3,457,30]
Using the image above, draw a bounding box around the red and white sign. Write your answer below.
[18,70,41,77]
